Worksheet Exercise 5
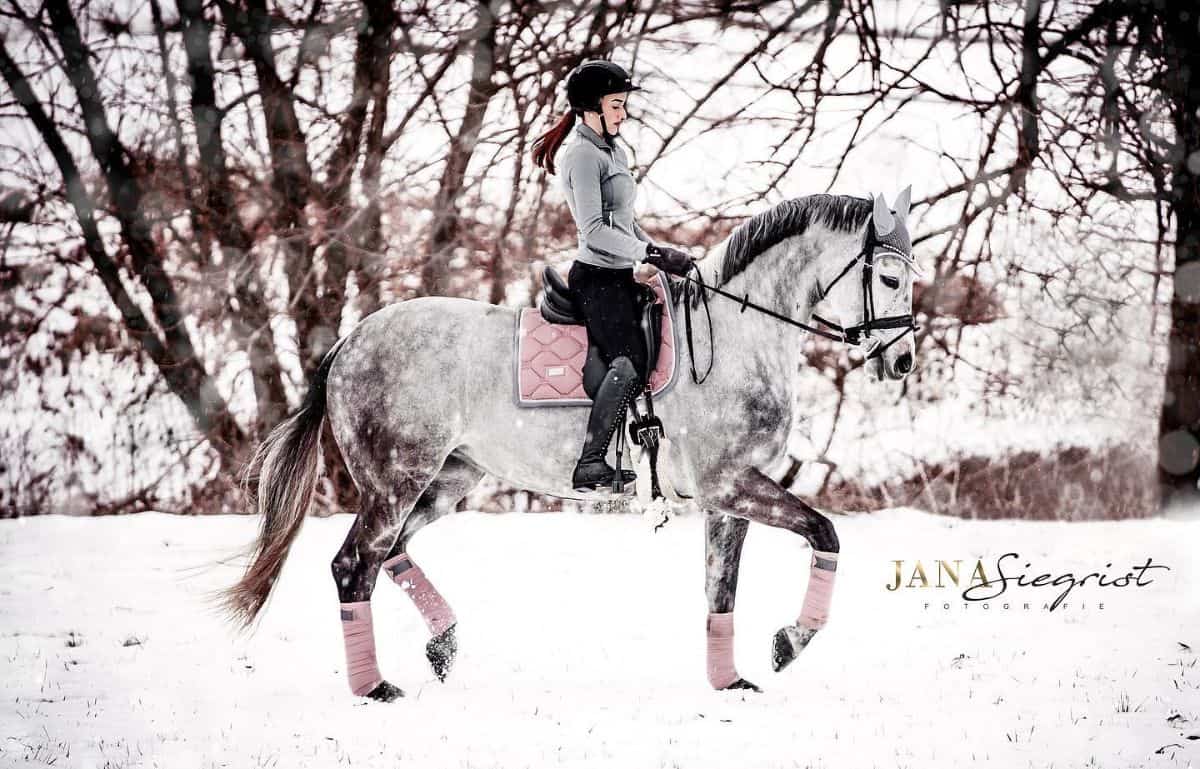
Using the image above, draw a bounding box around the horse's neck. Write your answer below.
[683,239,816,378]
[680,229,860,376]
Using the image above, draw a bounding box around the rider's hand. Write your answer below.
[643,244,695,276]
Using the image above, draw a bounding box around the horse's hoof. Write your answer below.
[772,625,818,672]
[724,678,763,693]
[426,623,457,682]
[364,680,405,702]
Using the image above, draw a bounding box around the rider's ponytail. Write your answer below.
[531,109,576,175]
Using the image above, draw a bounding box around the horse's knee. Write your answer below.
[800,511,839,553]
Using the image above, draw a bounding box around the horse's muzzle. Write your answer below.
[879,346,914,381]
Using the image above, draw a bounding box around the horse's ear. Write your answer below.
[872,193,896,236]
[893,185,911,226]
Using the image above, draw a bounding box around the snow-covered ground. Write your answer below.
[2,507,1198,769]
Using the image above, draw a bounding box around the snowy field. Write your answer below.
[2,507,1198,769]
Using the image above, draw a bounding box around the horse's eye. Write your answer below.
[881,275,900,290]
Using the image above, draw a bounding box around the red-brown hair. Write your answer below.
[531,110,576,175]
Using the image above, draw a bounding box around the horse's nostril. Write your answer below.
[895,352,912,374]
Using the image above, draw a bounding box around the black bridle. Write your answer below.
[677,220,920,384]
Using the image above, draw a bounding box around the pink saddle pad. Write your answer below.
[515,272,677,407]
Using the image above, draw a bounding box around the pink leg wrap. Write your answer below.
[339,601,382,696]
[382,553,456,636]
[797,550,839,630]
[706,612,739,690]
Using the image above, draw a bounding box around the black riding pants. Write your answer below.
[568,260,648,384]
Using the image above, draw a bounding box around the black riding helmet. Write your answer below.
[566,60,641,137]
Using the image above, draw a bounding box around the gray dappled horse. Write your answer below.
[222,190,918,700]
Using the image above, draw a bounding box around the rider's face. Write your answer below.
[599,93,629,133]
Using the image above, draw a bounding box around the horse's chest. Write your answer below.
[743,387,790,440]
[739,381,791,457]
[688,371,792,469]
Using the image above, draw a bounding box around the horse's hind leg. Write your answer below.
[378,453,483,682]
[331,454,451,702]
[331,491,409,701]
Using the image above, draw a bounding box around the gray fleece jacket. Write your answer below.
[558,122,657,269]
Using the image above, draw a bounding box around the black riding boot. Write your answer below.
[572,356,641,492]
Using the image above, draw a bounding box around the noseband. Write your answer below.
[678,220,919,384]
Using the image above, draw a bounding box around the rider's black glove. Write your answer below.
[643,244,695,276]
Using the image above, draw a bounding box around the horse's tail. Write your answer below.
[221,337,348,631]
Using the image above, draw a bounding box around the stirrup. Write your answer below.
[572,460,635,493]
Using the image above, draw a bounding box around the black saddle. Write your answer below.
[539,266,663,400]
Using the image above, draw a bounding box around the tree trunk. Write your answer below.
[0,39,244,470]
[219,0,321,377]
[419,0,501,297]
[180,0,289,433]
[311,0,398,374]
[1159,6,1200,510]
[1011,0,1042,195]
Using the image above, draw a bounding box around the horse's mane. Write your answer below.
[715,193,874,288]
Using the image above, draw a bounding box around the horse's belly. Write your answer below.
[457,398,589,498]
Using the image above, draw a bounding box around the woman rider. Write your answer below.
[530,60,695,492]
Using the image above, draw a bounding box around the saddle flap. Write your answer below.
[641,300,663,374]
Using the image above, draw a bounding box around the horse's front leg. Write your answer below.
[704,512,761,692]
[708,467,840,674]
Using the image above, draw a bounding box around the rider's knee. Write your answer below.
[609,355,637,380]
[608,355,645,391]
